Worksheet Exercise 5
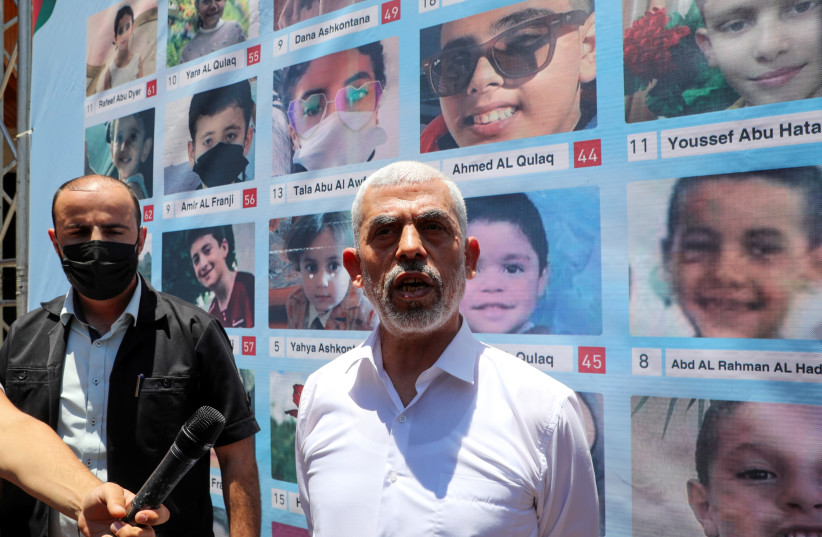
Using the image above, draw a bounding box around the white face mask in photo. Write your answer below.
[293,111,387,171]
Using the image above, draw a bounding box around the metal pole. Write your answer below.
[16,0,31,316]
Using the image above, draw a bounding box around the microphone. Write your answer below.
[123,405,225,523]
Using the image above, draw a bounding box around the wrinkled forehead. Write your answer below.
[362,181,459,226]
[440,0,573,44]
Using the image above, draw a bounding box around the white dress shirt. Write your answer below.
[296,320,598,536]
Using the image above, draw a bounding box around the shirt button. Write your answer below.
[398,415,407,423]
[95,341,101,347]
[389,471,398,483]
[85,459,92,467]
[92,378,100,386]
[90,418,97,426]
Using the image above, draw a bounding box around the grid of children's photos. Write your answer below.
[27,0,822,533]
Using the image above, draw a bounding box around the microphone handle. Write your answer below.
[122,444,200,524]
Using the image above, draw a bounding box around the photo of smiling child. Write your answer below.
[85,108,155,199]
[623,0,822,122]
[164,78,257,194]
[419,0,596,153]
[632,396,822,537]
[268,212,375,331]
[629,166,822,339]
[461,188,602,335]
[167,0,259,67]
[162,223,255,328]
[86,1,158,96]
[273,38,399,174]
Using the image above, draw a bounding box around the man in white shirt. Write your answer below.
[295,161,598,536]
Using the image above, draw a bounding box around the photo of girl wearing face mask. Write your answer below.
[273,37,399,174]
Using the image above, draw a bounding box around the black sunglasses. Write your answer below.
[423,10,588,97]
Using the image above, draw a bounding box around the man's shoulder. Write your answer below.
[13,295,64,326]
[305,340,369,384]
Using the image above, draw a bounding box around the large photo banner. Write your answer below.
[27,0,822,534]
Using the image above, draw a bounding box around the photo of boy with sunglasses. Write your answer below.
[420,0,596,153]
[274,38,399,173]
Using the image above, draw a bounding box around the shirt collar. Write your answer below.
[347,316,478,385]
[60,274,143,329]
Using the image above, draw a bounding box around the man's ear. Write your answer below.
[464,236,480,280]
[137,226,147,255]
[578,12,596,84]
[243,124,255,156]
[343,247,364,288]
[48,228,62,259]
[695,28,717,67]
[687,479,720,537]
[187,140,196,168]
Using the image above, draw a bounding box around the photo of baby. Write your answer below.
[460,188,602,335]
[164,78,257,194]
[272,38,399,174]
[629,166,822,339]
[274,0,366,30]
[623,0,822,122]
[86,1,158,96]
[632,396,822,537]
[162,223,255,329]
[85,108,155,199]
[167,0,259,67]
[419,0,596,153]
[268,212,375,330]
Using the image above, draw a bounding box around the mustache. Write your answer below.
[385,260,442,289]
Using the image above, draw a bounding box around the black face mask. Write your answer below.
[192,142,249,188]
[59,239,140,301]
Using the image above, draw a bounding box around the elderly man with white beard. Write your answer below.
[294,161,598,537]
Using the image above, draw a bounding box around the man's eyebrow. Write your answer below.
[367,214,399,229]
[491,8,551,35]
[416,209,451,222]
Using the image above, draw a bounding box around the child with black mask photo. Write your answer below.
[164,78,256,194]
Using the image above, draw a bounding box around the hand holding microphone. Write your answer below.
[123,406,225,524]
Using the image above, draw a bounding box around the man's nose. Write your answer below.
[396,225,426,260]
[466,56,504,95]
[90,227,105,241]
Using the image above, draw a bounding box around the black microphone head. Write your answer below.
[174,406,226,459]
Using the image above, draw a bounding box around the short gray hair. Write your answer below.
[351,161,467,246]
